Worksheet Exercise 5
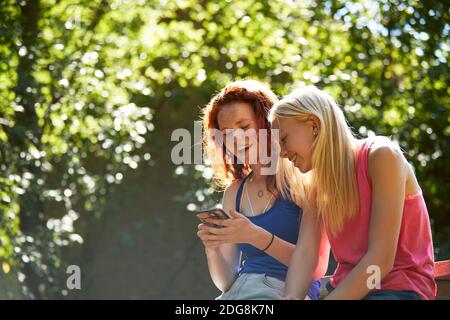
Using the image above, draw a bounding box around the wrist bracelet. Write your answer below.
[262,233,275,252]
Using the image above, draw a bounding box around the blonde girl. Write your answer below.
[269,85,436,300]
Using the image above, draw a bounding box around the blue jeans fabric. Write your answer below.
[325,281,421,300]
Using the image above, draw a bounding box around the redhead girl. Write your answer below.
[269,85,436,300]
[197,80,329,300]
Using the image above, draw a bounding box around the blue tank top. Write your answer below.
[236,174,320,299]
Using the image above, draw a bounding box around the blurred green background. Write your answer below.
[0,0,448,299]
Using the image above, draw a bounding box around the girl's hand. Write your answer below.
[283,294,302,300]
[197,223,222,251]
[202,209,261,245]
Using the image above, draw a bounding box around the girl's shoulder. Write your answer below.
[222,179,243,205]
[366,136,406,176]
[355,136,402,160]
[366,136,403,160]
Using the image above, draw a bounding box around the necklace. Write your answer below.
[244,178,274,216]
[248,172,264,198]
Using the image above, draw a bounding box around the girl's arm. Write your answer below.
[204,243,240,292]
[200,182,241,292]
[252,226,296,266]
[206,208,315,267]
[325,143,406,300]
[284,207,330,299]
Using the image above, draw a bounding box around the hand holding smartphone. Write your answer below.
[196,208,230,228]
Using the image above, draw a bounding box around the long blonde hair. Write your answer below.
[269,86,359,235]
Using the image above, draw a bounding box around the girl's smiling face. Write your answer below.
[272,116,319,173]
[217,101,259,165]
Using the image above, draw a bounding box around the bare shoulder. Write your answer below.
[224,179,242,198]
[368,136,404,159]
[368,137,406,175]
[222,179,242,208]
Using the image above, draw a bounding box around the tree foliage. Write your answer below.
[0,0,448,298]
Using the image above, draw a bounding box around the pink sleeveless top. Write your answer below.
[328,137,436,300]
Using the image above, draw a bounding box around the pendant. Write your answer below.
[257,190,264,198]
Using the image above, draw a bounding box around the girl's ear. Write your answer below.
[308,114,321,133]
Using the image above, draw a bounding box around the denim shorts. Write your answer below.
[325,281,421,300]
[215,273,285,300]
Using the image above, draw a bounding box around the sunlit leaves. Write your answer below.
[1,0,448,298]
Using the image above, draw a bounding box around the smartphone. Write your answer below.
[196,208,230,228]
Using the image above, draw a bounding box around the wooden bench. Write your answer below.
[319,260,450,299]
[435,260,450,300]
